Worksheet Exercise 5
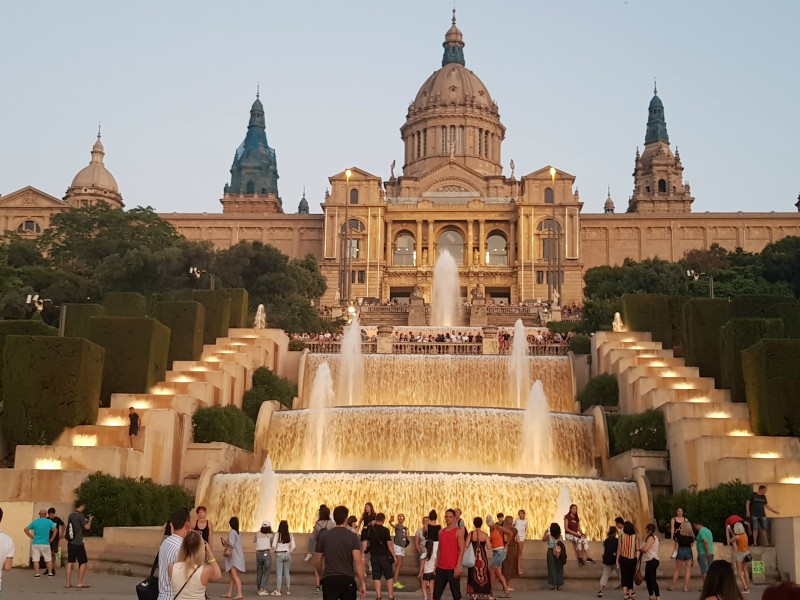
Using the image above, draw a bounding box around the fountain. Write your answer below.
[431,250,460,326]
[521,381,553,475]
[508,319,530,409]
[304,361,334,470]
[254,458,278,527]
[254,304,267,329]
[336,316,364,406]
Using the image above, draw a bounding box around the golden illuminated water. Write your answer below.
[263,407,594,475]
[201,472,640,540]
[298,355,574,412]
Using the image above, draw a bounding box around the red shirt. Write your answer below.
[437,526,459,570]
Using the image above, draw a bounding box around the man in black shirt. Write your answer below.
[314,505,367,600]
[746,485,780,546]
[367,513,397,599]
[47,508,65,574]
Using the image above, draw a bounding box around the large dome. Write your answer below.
[410,63,495,114]
[70,137,119,192]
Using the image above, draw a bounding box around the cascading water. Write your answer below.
[521,380,553,474]
[254,458,277,528]
[304,361,334,470]
[508,319,530,409]
[336,316,364,406]
[431,250,460,326]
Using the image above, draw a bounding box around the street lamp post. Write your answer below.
[548,167,556,303]
[345,169,352,305]
[687,269,715,298]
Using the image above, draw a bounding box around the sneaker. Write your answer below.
[305,553,313,562]
[271,591,282,596]
[396,582,405,589]
[48,572,55,577]
[586,557,595,563]
[34,573,41,578]
[598,593,603,598]
[315,586,321,594]
[578,558,585,566]
[258,591,268,597]
[286,591,291,595]
[743,590,750,595]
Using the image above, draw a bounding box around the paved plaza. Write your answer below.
[1,569,769,600]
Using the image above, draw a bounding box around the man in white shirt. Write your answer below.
[0,507,16,600]
[157,508,191,600]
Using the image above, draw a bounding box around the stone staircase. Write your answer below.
[593,331,800,515]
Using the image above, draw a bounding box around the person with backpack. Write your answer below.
[597,526,618,597]
[543,523,566,591]
[312,505,335,593]
[65,500,94,589]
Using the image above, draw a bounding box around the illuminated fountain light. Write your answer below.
[688,397,711,403]
[35,458,62,470]
[672,382,697,390]
[780,476,800,484]
[750,452,782,459]
[706,411,730,419]
[648,361,667,367]
[190,366,210,372]
[150,386,174,396]
[100,416,127,427]
[728,430,754,437]
[72,434,97,447]
[173,375,195,383]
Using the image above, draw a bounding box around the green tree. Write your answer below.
[758,236,800,297]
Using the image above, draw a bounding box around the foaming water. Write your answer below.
[508,319,530,409]
[299,354,574,411]
[431,250,460,326]
[201,471,640,540]
[254,458,277,528]
[336,316,364,406]
[521,381,552,474]
[304,361,334,470]
[263,407,593,475]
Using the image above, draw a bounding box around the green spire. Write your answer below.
[644,82,669,145]
[442,9,465,67]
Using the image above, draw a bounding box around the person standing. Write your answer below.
[617,521,638,600]
[65,500,94,589]
[512,510,528,576]
[639,524,660,600]
[732,522,751,594]
[564,504,594,565]
[0,507,16,600]
[313,506,336,593]
[157,508,191,600]
[47,508,64,574]
[669,520,694,592]
[415,516,430,591]
[543,523,564,591]
[193,506,214,549]
[367,513,397,600]
[746,485,779,547]
[168,530,222,600]
[313,505,367,600]
[128,406,140,448]
[272,519,295,596]
[597,526,618,598]
[466,517,492,599]
[693,521,714,581]
[389,513,408,590]
[487,516,509,597]
[254,521,273,596]
[669,508,687,558]
[500,516,519,589]
[24,508,57,577]
[423,510,441,600]
[433,509,465,600]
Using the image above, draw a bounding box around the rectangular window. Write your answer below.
[542,238,557,260]
[358,270,366,284]
[442,127,447,155]
[347,239,359,259]
[423,129,428,157]
[536,271,544,285]
[416,132,421,159]
[478,128,483,156]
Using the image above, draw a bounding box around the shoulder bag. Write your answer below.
[634,556,644,586]
[135,552,159,600]
[462,532,476,568]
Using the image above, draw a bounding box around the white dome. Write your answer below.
[70,137,119,193]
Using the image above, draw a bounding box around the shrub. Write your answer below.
[88,317,171,406]
[568,334,591,355]
[653,480,751,541]
[682,299,730,386]
[153,301,205,367]
[622,294,672,347]
[193,406,254,451]
[2,336,104,446]
[729,294,795,319]
[548,320,590,335]
[62,304,106,338]
[74,472,193,536]
[668,296,690,356]
[242,387,272,420]
[192,290,231,345]
[250,367,297,411]
[224,288,249,328]
[608,409,666,456]
[102,292,147,317]
[720,318,784,403]
[742,339,800,436]
[288,339,306,351]
[577,374,619,411]
[0,320,58,402]
[767,303,800,339]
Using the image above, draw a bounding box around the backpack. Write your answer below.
[65,519,75,542]
[556,540,567,566]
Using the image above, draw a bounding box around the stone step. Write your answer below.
[660,400,749,423]
[707,458,800,501]
[642,387,732,410]
[15,444,143,478]
[612,354,686,375]
[110,392,210,414]
[165,368,234,406]
[55,424,145,449]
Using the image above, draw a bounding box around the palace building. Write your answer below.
[2,14,799,307]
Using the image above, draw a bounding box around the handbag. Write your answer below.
[634,557,644,586]
[223,545,233,558]
[135,552,159,600]
[743,553,753,563]
[462,534,476,568]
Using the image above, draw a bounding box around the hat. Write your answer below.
[486,515,494,526]
[262,520,271,528]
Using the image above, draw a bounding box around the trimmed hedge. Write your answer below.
[193,406,254,451]
[622,294,672,348]
[88,317,171,406]
[720,318,784,403]
[607,409,666,456]
[577,374,619,411]
[2,336,104,446]
[653,480,751,541]
[62,304,106,339]
[682,298,730,386]
[75,472,193,536]
[243,367,297,416]
[288,339,306,351]
[742,339,800,436]
[767,303,800,339]
[153,301,205,367]
[0,320,58,403]
[192,290,231,345]
[224,288,249,328]
[103,292,147,317]
[568,334,591,355]
[668,296,690,356]
[730,294,795,319]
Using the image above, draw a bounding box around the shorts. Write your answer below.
[697,553,714,575]
[675,546,693,562]
[751,516,768,530]
[422,572,435,581]
[67,543,88,565]
[735,551,750,563]
[491,547,506,569]
[129,427,139,436]
[393,543,406,557]
[31,544,52,562]
[371,555,394,581]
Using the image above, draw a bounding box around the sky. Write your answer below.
[2,0,799,216]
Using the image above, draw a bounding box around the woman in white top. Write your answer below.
[639,523,661,600]
[513,509,529,576]
[272,520,296,595]
[221,516,246,600]
[254,520,273,597]
[169,530,222,600]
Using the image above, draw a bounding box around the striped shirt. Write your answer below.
[619,533,638,559]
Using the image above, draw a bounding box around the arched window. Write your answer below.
[349,188,359,204]
[423,129,428,157]
[437,230,465,266]
[246,180,255,194]
[484,131,490,157]
[658,179,667,193]
[416,131,421,159]
[17,220,41,234]
[458,126,465,154]
[393,233,416,266]
[478,128,484,156]
[544,187,554,204]
[536,219,562,260]
[347,219,366,232]
[449,126,456,153]
[486,233,508,266]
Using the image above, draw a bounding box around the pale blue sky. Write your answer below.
[2,0,799,215]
